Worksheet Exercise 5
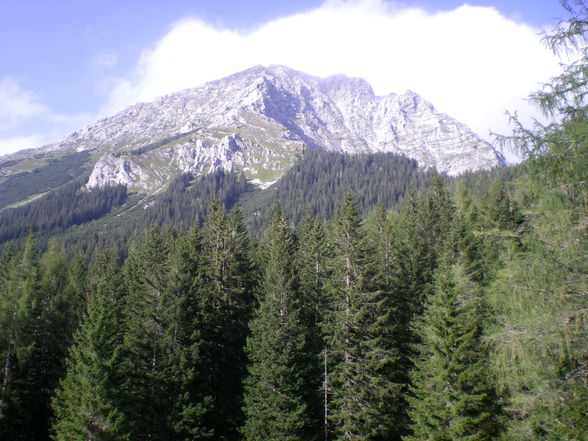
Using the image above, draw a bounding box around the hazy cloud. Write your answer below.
[104,0,563,161]
[0,77,47,130]
[0,135,46,155]
[0,77,92,156]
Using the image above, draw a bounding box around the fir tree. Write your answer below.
[364,205,408,439]
[242,206,315,441]
[0,234,40,441]
[23,240,78,440]
[52,250,129,441]
[120,226,207,440]
[0,233,66,441]
[197,201,256,440]
[384,190,435,439]
[388,190,431,321]
[405,259,498,441]
[326,191,399,441]
[297,210,332,437]
[166,223,211,440]
[478,181,523,232]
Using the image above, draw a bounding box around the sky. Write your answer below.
[0,0,574,161]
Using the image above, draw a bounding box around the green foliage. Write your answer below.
[142,170,252,228]
[53,169,253,261]
[52,250,128,441]
[0,235,86,441]
[120,226,210,440]
[242,207,316,441]
[487,205,587,440]
[0,150,507,259]
[296,210,332,435]
[197,201,256,440]
[0,234,41,440]
[239,149,436,235]
[326,191,400,441]
[0,152,91,209]
[486,2,588,439]
[0,180,127,244]
[478,181,523,232]
[406,261,498,441]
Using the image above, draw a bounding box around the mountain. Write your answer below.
[0,65,504,202]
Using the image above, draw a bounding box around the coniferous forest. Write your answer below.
[0,4,586,441]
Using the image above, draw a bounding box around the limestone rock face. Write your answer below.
[7,65,504,191]
[86,154,160,191]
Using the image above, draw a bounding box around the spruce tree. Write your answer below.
[405,258,498,441]
[198,201,256,440]
[22,240,78,440]
[52,250,129,441]
[384,190,433,439]
[166,223,212,440]
[297,210,332,437]
[0,235,40,441]
[326,191,399,440]
[0,240,79,441]
[0,233,65,441]
[65,252,89,325]
[242,206,315,441]
[364,205,408,439]
[388,189,432,321]
[120,226,208,440]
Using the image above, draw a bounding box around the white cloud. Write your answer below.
[0,135,46,155]
[0,77,47,130]
[105,0,563,162]
[0,78,93,156]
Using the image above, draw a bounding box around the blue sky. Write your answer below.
[0,0,572,157]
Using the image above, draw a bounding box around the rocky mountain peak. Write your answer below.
[2,65,505,193]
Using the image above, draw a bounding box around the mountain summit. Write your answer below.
[2,65,504,193]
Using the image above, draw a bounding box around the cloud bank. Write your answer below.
[0,78,91,156]
[105,0,562,161]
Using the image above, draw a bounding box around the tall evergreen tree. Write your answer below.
[326,191,399,441]
[166,223,212,440]
[364,205,408,439]
[24,240,79,440]
[383,185,453,440]
[65,252,89,322]
[198,201,256,440]
[120,226,173,439]
[52,250,128,441]
[405,258,498,441]
[0,234,40,441]
[120,226,208,440]
[242,206,315,441]
[0,234,70,441]
[297,210,333,438]
[478,181,523,233]
[364,206,396,301]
